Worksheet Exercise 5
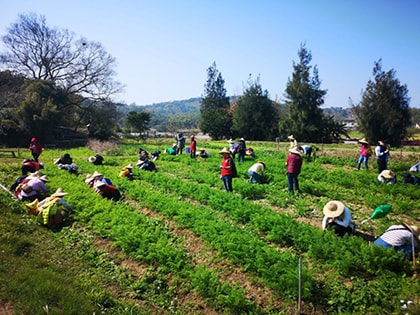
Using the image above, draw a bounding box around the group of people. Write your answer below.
[85,171,121,201]
[356,138,390,173]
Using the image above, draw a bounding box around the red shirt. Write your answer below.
[286,153,302,174]
[220,157,233,176]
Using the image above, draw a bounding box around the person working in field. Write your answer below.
[29,137,43,162]
[356,138,372,170]
[374,223,419,257]
[17,175,49,202]
[247,161,266,184]
[377,170,396,184]
[94,180,121,201]
[285,147,302,194]
[322,200,356,237]
[21,159,44,175]
[119,164,135,180]
[189,135,197,159]
[219,147,234,193]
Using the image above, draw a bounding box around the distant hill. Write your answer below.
[116,98,355,132]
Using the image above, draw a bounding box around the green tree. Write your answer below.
[231,75,279,140]
[279,44,327,142]
[125,111,151,136]
[352,59,410,147]
[200,62,232,140]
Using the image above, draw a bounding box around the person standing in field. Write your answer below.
[189,135,197,159]
[356,138,372,170]
[219,147,234,192]
[29,137,43,162]
[285,147,302,193]
[175,132,185,155]
[236,138,246,163]
[375,140,390,173]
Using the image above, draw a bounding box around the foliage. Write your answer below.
[231,75,279,140]
[200,62,232,140]
[352,59,411,147]
[124,110,151,136]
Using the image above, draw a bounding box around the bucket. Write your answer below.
[186,148,191,153]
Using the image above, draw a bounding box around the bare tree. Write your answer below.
[0,13,123,102]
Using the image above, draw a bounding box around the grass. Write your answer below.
[0,139,420,314]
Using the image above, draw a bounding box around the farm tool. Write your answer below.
[360,204,392,225]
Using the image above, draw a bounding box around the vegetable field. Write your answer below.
[1,140,420,314]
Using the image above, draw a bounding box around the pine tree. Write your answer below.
[232,76,279,140]
[352,60,410,147]
[200,62,231,140]
[280,44,327,143]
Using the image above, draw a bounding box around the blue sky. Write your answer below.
[1,0,419,108]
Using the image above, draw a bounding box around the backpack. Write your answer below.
[229,158,238,178]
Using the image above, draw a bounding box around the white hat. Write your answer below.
[323,200,345,218]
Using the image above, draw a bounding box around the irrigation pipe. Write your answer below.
[0,182,17,199]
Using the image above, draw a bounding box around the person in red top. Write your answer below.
[21,159,44,175]
[285,147,303,193]
[29,138,43,162]
[219,147,234,192]
[189,135,197,159]
[94,181,121,201]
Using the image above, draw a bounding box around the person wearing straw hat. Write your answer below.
[119,164,134,180]
[94,180,121,201]
[247,161,266,184]
[285,147,303,193]
[219,147,234,192]
[228,139,236,158]
[197,148,210,158]
[356,138,372,170]
[18,175,49,202]
[236,138,246,163]
[88,154,104,165]
[375,140,390,173]
[377,169,397,184]
[322,200,356,237]
[374,223,419,256]
[35,188,73,226]
[287,135,300,151]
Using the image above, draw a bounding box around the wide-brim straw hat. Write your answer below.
[289,148,301,155]
[323,200,345,218]
[51,187,68,198]
[358,138,368,144]
[402,223,420,240]
[94,181,106,188]
[92,171,103,178]
[218,147,231,155]
[126,164,133,169]
[381,170,395,179]
[88,156,97,163]
[228,139,234,143]
[288,135,295,140]
[40,175,49,182]
[27,171,42,180]
[378,140,385,146]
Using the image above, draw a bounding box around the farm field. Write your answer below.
[1,139,420,314]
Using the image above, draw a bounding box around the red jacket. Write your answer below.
[286,153,302,174]
[220,157,233,176]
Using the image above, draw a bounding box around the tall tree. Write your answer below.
[232,75,279,140]
[125,111,151,135]
[200,62,231,140]
[352,60,410,147]
[280,44,327,142]
[0,13,122,133]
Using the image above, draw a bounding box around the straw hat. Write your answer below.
[378,140,385,146]
[380,170,395,179]
[288,135,295,140]
[228,139,234,143]
[27,171,42,180]
[40,175,49,182]
[94,180,106,188]
[218,147,231,155]
[402,223,420,240]
[88,156,97,163]
[92,171,103,178]
[358,138,368,144]
[323,200,345,218]
[289,148,301,155]
[51,188,68,198]
[125,164,133,169]
[200,148,205,151]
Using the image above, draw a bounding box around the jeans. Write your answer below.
[357,155,369,170]
[287,173,299,193]
[237,151,245,163]
[221,175,233,192]
[374,237,413,255]
[248,170,260,184]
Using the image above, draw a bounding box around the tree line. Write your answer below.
[0,13,414,147]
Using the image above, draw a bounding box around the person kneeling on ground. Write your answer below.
[377,170,396,184]
[374,223,419,257]
[88,154,104,165]
[197,148,210,158]
[322,200,355,237]
[17,175,49,202]
[119,164,135,180]
[403,174,420,185]
[247,161,266,184]
[94,181,121,201]
[137,159,156,172]
[21,159,44,175]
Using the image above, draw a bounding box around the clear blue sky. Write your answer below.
[1,0,419,108]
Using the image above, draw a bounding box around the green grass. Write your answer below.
[0,139,420,314]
